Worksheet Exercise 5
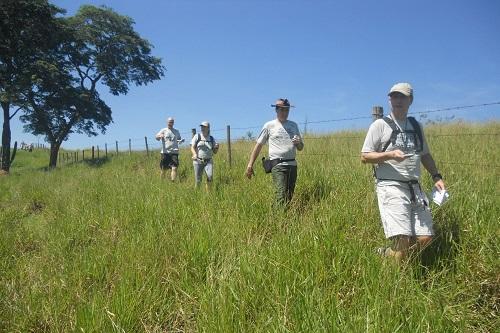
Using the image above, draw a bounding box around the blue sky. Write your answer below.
[11,0,500,149]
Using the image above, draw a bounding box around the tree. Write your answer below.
[19,5,165,168]
[0,0,62,173]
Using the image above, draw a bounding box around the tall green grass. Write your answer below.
[0,122,498,332]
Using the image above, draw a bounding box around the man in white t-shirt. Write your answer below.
[155,117,183,181]
[245,98,304,207]
[361,83,446,262]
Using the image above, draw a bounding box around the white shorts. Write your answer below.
[376,182,434,239]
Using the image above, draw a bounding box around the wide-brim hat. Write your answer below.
[271,98,295,108]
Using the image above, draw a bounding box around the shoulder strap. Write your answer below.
[194,133,201,147]
[407,117,423,152]
[381,116,400,152]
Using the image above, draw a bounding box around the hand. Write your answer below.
[292,135,301,146]
[390,150,406,162]
[245,166,254,179]
[214,143,219,149]
[192,154,198,160]
[434,179,445,192]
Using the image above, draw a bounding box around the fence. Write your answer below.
[54,102,499,168]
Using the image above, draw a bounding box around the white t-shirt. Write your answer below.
[156,127,182,154]
[257,119,302,166]
[191,133,217,159]
[361,116,429,182]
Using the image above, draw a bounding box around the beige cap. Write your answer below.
[388,83,413,97]
[200,121,210,127]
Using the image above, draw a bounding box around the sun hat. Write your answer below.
[200,121,210,127]
[271,98,295,108]
[388,83,413,97]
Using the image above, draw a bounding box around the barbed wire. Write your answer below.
[76,101,499,149]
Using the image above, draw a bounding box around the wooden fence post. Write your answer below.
[115,141,119,155]
[227,125,232,168]
[105,143,108,158]
[129,139,131,156]
[82,150,85,160]
[97,145,100,159]
[145,136,149,156]
[372,106,384,122]
[92,146,95,160]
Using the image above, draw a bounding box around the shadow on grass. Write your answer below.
[290,178,334,214]
[420,208,461,271]
[81,157,111,168]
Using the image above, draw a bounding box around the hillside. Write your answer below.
[1,122,498,332]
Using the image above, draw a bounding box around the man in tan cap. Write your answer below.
[361,83,446,263]
[245,98,304,207]
[155,117,183,181]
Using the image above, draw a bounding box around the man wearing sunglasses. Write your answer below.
[245,98,304,207]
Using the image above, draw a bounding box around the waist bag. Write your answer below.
[262,157,295,173]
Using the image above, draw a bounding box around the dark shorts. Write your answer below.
[160,153,179,170]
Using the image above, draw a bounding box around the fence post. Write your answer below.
[105,143,108,158]
[227,125,232,168]
[129,139,131,156]
[145,136,149,156]
[191,128,196,138]
[82,150,85,160]
[92,146,95,160]
[115,141,119,155]
[97,145,100,159]
[372,106,384,122]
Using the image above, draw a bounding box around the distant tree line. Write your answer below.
[0,0,165,171]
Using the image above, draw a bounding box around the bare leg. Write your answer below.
[171,167,177,182]
[386,235,412,263]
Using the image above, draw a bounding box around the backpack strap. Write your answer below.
[194,133,215,148]
[407,116,423,152]
[381,116,400,152]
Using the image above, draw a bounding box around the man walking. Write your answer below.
[361,83,446,262]
[155,117,183,181]
[245,98,304,207]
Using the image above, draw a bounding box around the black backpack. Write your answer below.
[381,116,423,153]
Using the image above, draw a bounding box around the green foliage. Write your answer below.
[0,122,498,332]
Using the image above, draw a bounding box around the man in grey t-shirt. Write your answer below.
[245,98,304,207]
[361,83,446,263]
[155,117,183,181]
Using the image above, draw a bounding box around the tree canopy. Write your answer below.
[16,4,165,168]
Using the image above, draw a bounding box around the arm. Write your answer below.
[245,142,264,179]
[421,153,445,191]
[190,144,197,160]
[155,130,164,141]
[361,150,406,164]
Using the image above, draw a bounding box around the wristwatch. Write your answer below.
[432,173,443,181]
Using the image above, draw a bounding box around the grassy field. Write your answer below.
[0,121,498,332]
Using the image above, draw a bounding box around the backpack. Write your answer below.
[194,133,215,148]
[381,116,423,153]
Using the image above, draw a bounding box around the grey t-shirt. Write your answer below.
[361,116,429,182]
[157,127,182,154]
[191,133,217,160]
[257,119,302,166]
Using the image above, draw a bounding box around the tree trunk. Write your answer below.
[1,101,11,173]
[49,142,61,168]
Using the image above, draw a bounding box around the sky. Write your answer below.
[10,0,500,149]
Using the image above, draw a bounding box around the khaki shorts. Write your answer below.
[376,182,434,238]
